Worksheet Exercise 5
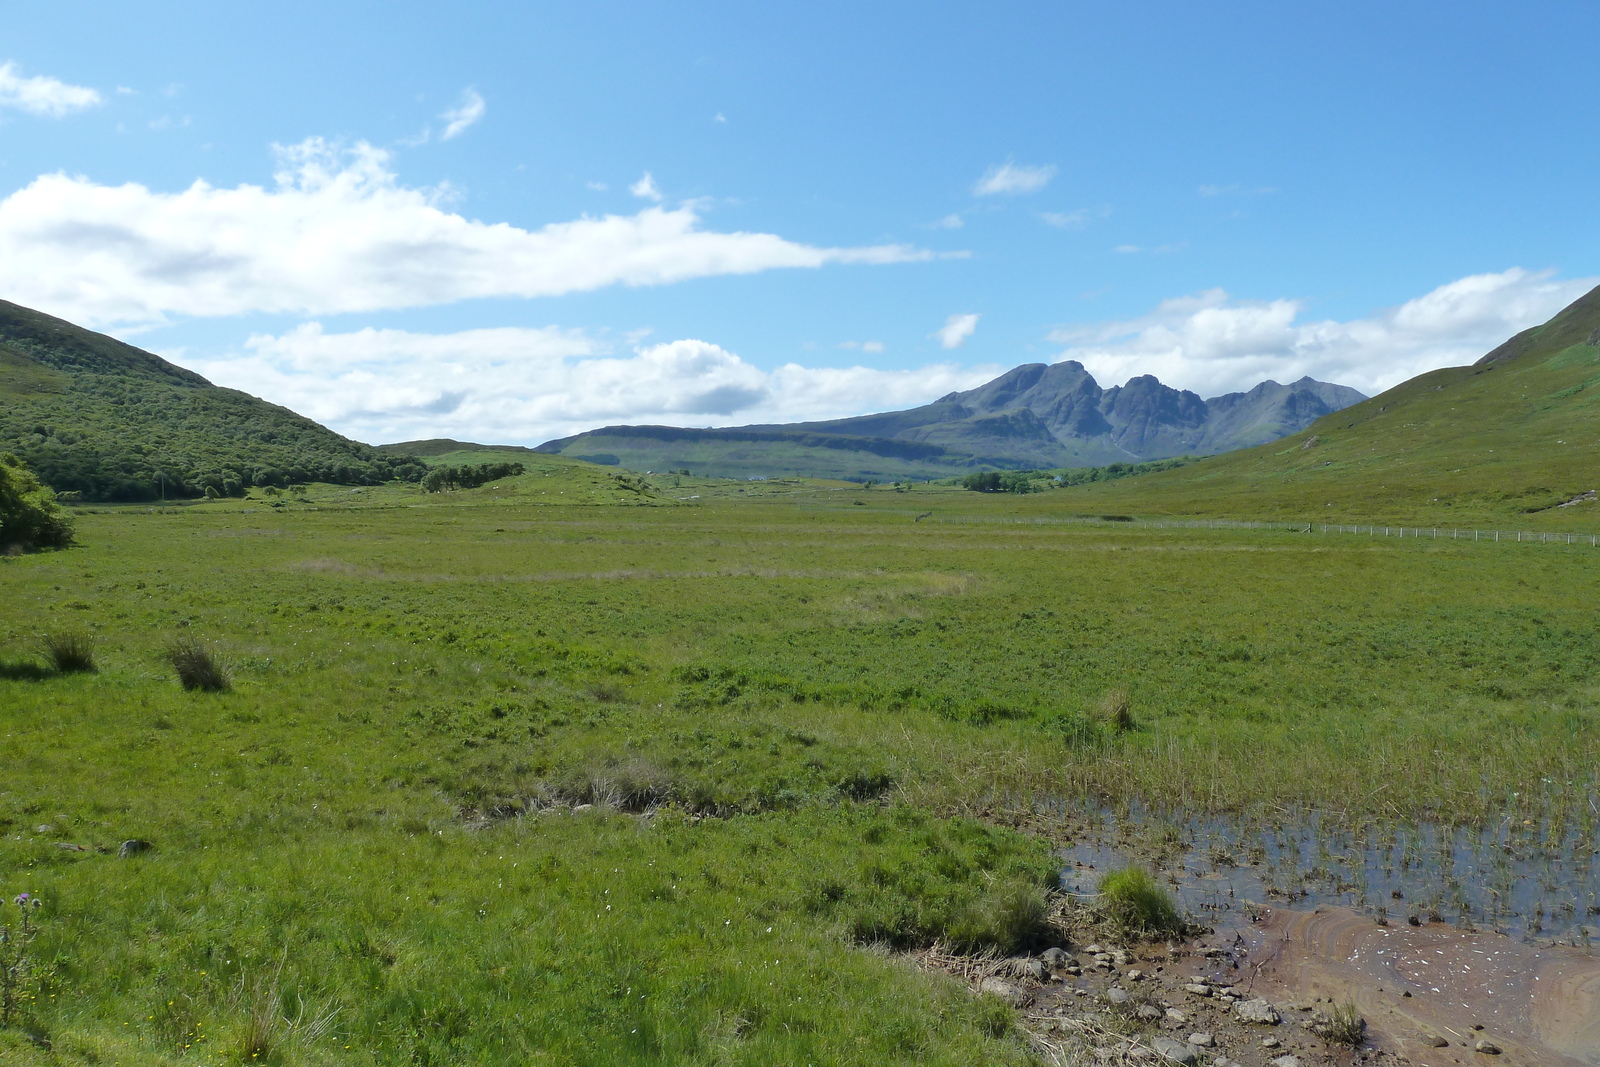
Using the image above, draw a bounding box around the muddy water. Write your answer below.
[1056,809,1600,1065]
[1244,906,1600,1066]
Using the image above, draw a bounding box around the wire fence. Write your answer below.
[921,512,1600,548]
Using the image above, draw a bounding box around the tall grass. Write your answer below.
[167,637,228,691]
[1098,866,1182,938]
[38,631,95,673]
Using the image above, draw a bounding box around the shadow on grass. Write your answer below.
[0,659,53,681]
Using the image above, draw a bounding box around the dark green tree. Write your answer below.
[0,453,74,551]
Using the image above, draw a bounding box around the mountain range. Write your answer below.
[534,365,1367,480]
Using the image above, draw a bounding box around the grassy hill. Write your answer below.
[1047,284,1600,525]
[0,300,423,501]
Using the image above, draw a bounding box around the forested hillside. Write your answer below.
[0,300,423,501]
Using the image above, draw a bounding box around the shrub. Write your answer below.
[1098,866,1182,938]
[169,638,229,692]
[39,631,95,673]
[0,453,73,553]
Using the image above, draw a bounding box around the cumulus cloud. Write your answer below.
[935,312,979,349]
[439,88,485,140]
[0,61,102,117]
[0,139,932,326]
[973,162,1056,196]
[933,213,964,229]
[1046,268,1600,397]
[629,171,663,201]
[184,324,999,445]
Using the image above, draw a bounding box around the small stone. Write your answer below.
[1152,1035,1199,1065]
[1127,968,1145,981]
[1261,1036,1280,1048]
[978,976,1032,1007]
[1218,994,1236,1004]
[1233,997,1281,1025]
[1137,1004,1164,1021]
[572,803,593,812]
[1040,946,1071,971]
[55,842,87,851]
[1185,983,1213,997]
[1085,943,1103,953]
[1426,1035,1449,1048]
[1189,1033,1214,1048]
[33,824,54,834]
[1106,986,1131,1006]
[118,839,153,858]
[1064,964,1082,976]
[1474,1040,1502,1055]
[1166,1008,1188,1023]
[1268,1057,1302,1067]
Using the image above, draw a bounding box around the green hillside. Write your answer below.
[0,300,424,501]
[1049,284,1600,525]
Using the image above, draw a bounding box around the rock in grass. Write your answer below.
[1475,1040,1502,1055]
[1233,997,1282,1025]
[1105,986,1130,1006]
[118,839,153,858]
[978,976,1032,1007]
[1152,1035,1199,1064]
[1189,1032,1214,1047]
[1268,1057,1303,1067]
[1184,982,1213,996]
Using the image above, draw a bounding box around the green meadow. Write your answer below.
[3,473,1599,1064]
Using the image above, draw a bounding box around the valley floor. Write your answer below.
[1,482,1596,1064]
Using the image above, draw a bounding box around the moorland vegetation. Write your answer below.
[2,469,1597,1064]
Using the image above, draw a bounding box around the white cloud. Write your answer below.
[933,213,964,229]
[0,138,932,326]
[1045,268,1600,397]
[861,340,885,354]
[183,324,999,445]
[934,312,979,349]
[714,112,727,123]
[973,162,1056,197]
[0,62,102,117]
[629,171,663,201]
[439,88,486,140]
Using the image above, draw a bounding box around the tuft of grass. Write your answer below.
[38,631,96,673]
[1096,687,1133,731]
[1098,866,1182,939]
[1320,1001,1366,1046]
[945,879,1053,954]
[167,638,229,692]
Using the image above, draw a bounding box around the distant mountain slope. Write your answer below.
[0,300,422,501]
[1051,284,1600,523]
[536,365,1365,479]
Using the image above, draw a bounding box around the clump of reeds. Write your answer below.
[168,638,229,692]
[39,631,96,673]
[1096,687,1134,732]
[1318,1001,1366,1045]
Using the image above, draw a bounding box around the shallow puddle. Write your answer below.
[1056,806,1600,945]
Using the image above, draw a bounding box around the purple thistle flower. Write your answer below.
[12,893,27,906]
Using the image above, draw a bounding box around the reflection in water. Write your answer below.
[1054,804,1600,945]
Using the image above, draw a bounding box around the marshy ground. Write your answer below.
[1,478,1596,1064]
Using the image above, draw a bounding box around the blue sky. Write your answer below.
[4,1,1599,445]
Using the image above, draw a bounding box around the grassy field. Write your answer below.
[3,476,1598,1064]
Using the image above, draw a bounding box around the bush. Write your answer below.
[39,631,95,673]
[1098,866,1182,938]
[0,453,73,552]
[168,638,229,692]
